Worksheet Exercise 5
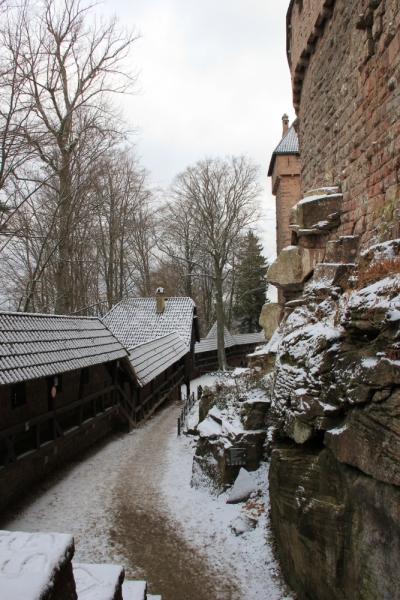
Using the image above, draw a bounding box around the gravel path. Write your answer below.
[0,390,292,599]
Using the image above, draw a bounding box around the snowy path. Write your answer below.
[0,377,292,600]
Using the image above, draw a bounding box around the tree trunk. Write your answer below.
[215,267,228,370]
[55,152,73,314]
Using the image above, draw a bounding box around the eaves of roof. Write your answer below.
[128,332,187,386]
[268,125,299,177]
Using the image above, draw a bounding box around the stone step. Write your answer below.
[121,579,147,600]
[0,529,76,600]
[73,562,124,600]
[0,529,162,600]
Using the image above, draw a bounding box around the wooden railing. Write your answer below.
[138,365,185,424]
[0,386,117,473]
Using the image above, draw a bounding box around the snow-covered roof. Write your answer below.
[0,312,128,385]
[196,325,265,354]
[206,322,237,346]
[0,530,74,600]
[268,125,299,176]
[129,332,188,386]
[102,297,196,350]
[234,332,265,345]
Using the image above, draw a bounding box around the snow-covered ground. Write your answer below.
[1,374,292,600]
[161,434,291,599]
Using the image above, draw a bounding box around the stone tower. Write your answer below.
[268,115,301,302]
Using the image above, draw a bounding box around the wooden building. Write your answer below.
[0,292,200,509]
[0,311,135,509]
[194,323,265,375]
[103,291,200,400]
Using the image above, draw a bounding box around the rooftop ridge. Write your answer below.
[0,310,101,321]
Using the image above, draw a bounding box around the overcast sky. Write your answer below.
[97,0,294,278]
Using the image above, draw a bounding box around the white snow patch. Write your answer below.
[361,357,378,368]
[0,530,73,600]
[73,562,124,600]
[328,424,349,436]
[122,580,147,600]
[227,469,257,504]
[197,417,222,437]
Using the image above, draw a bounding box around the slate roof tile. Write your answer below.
[129,332,187,386]
[195,327,265,354]
[0,312,128,385]
[102,297,196,351]
[267,125,299,176]
[233,332,265,345]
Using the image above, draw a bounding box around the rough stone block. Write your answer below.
[310,263,353,289]
[226,468,256,504]
[73,563,124,600]
[269,445,400,600]
[0,530,76,600]
[325,388,400,486]
[290,189,343,235]
[267,245,325,291]
[323,236,360,265]
[259,303,283,339]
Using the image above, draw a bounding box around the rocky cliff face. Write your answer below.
[263,241,400,600]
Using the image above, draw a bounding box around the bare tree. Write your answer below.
[95,149,156,309]
[157,194,200,298]
[17,0,139,313]
[0,0,35,228]
[168,156,262,369]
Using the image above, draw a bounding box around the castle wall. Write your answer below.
[288,0,400,249]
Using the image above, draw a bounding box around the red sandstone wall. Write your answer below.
[288,0,400,249]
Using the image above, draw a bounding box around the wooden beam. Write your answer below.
[0,406,119,474]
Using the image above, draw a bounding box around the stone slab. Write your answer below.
[226,468,256,504]
[0,530,75,600]
[73,563,124,600]
[121,580,147,600]
[259,303,283,339]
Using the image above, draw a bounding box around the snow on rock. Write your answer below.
[197,416,222,438]
[0,530,74,600]
[226,469,257,504]
[229,514,257,536]
[73,562,124,600]
[121,579,147,600]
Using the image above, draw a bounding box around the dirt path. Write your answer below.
[0,379,292,600]
[0,399,240,599]
[110,399,239,599]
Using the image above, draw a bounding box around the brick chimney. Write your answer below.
[282,114,289,137]
[156,287,165,313]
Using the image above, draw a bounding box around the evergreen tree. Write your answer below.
[233,231,268,333]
